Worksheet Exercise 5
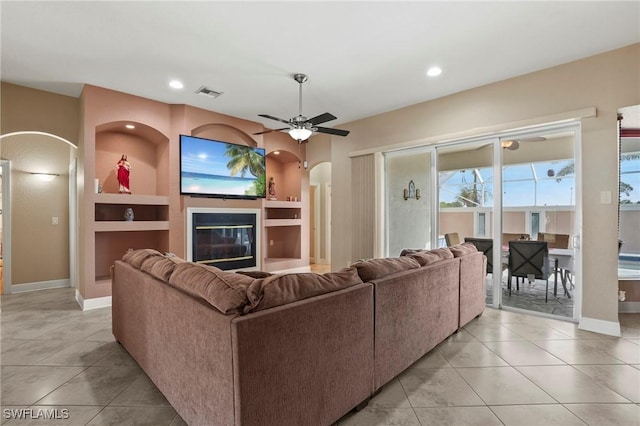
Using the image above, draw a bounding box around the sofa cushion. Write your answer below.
[353,257,421,282]
[168,263,255,314]
[401,248,454,266]
[122,248,164,269]
[140,256,177,282]
[449,242,479,257]
[244,267,363,313]
[164,252,186,264]
[236,270,274,279]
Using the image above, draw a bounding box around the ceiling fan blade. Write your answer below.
[308,112,337,126]
[314,126,350,137]
[258,114,291,125]
[253,127,290,136]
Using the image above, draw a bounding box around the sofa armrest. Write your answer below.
[113,261,236,426]
[458,252,486,328]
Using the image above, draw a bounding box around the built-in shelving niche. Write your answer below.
[93,122,170,284]
[263,150,304,272]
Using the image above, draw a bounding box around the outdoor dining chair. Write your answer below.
[507,240,550,302]
[464,237,496,274]
[444,232,461,247]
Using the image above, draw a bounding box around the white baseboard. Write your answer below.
[11,279,70,293]
[619,301,640,313]
[579,316,621,337]
[75,289,112,311]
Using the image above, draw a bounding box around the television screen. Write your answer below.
[180,135,266,199]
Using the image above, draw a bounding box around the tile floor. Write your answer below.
[486,273,575,318]
[1,288,639,426]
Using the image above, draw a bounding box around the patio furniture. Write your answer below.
[507,240,550,302]
[444,233,461,247]
[537,232,572,296]
[464,237,503,274]
[549,248,573,299]
[502,233,530,247]
[537,232,570,249]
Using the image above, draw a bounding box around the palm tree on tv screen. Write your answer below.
[225,144,265,178]
[225,144,266,196]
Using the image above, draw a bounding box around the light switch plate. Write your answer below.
[600,190,612,204]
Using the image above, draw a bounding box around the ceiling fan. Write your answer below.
[254,73,350,143]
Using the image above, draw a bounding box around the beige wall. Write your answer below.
[0,83,79,288]
[1,83,80,143]
[321,44,640,325]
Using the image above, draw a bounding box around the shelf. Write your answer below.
[264,219,302,227]
[95,276,112,286]
[264,200,302,209]
[94,221,170,232]
[93,193,170,205]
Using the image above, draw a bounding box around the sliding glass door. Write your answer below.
[500,128,578,319]
[382,122,581,321]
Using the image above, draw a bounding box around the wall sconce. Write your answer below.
[31,172,59,182]
[403,180,421,200]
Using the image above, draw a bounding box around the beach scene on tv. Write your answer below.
[181,136,266,197]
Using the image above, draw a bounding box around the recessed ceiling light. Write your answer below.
[169,80,184,89]
[274,151,280,155]
[426,66,442,77]
[125,124,135,129]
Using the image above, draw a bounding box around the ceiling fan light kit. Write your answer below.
[289,127,312,141]
[255,73,350,143]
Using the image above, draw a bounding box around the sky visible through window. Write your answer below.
[440,155,640,207]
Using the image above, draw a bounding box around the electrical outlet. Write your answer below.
[600,190,612,204]
[52,216,58,225]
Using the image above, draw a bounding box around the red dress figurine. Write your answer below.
[117,154,131,194]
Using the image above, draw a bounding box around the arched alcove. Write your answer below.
[265,149,302,201]
[95,121,169,195]
[191,123,258,147]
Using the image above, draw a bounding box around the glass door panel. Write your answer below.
[384,149,432,256]
[437,140,496,306]
[501,130,576,319]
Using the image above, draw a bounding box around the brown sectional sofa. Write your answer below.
[112,244,485,426]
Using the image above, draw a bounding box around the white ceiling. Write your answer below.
[1,1,639,131]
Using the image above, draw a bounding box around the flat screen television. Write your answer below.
[180,135,266,199]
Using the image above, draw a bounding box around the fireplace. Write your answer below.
[187,208,261,271]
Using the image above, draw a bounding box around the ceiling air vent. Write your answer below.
[195,86,223,99]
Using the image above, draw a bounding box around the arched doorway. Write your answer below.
[309,162,331,270]
[0,131,77,294]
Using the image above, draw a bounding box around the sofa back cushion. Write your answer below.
[449,242,479,257]
[122,248,164,269]
[140,256,178,282]
[400,248,453,266]
[168,263,256,314]
[244,267,363,313]
[352,257,421,282]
